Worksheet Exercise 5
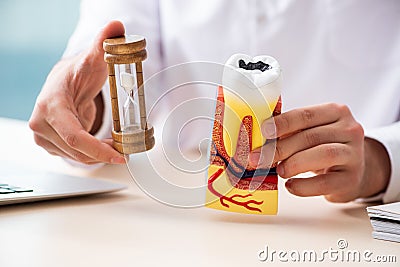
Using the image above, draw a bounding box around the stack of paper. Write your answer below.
[367,202,400,243]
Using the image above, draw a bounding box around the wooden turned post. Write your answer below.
[107,63,121,132]
[135,62,147,130]
[103,35,155,154]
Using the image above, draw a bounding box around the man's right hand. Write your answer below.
[29,21,126,165]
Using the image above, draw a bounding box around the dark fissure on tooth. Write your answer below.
[238,59,271,72]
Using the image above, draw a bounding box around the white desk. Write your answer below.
[0,118,398,267]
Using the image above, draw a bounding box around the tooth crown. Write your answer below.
[222,54,282,155]
[223,54,281,103]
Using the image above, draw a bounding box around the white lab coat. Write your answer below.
[64,0,400,203]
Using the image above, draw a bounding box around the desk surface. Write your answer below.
[0,118,398,267]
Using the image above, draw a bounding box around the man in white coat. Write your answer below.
[29,0,400,203]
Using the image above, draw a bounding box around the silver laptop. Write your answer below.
[0,162,126,205]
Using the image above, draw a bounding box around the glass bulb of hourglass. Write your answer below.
[120,67,140,133]
[123,96,140,131]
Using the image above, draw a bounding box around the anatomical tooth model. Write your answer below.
[206,54,282,215]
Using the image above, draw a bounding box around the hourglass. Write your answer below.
[103,35,155,154]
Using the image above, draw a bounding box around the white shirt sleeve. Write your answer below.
[365,121,400,203]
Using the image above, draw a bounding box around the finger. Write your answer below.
[92,20,125,61]
[47,107,125,164]
[34,135,102,165]
[30,113,98,162]
[248,141,276,168]
[34,125,98,164]
[284,172,351,197]
[102,138,114,146]
[74,20,126,104]
[251,124,347,167]
[273,123,354,162]
[81,20,126,70]
[278,143,352,178]
[34,134,72,158]
[324,192,358,203]
[261,103,350,139]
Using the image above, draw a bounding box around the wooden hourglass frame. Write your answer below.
[103,35,155,154]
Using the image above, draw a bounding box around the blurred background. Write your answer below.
[0,0,80,120]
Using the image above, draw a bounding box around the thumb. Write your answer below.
[71,20,125,120]
[89,20,126,66]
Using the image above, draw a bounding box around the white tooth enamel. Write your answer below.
[222,53,281,106]
[221,54,282,155]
